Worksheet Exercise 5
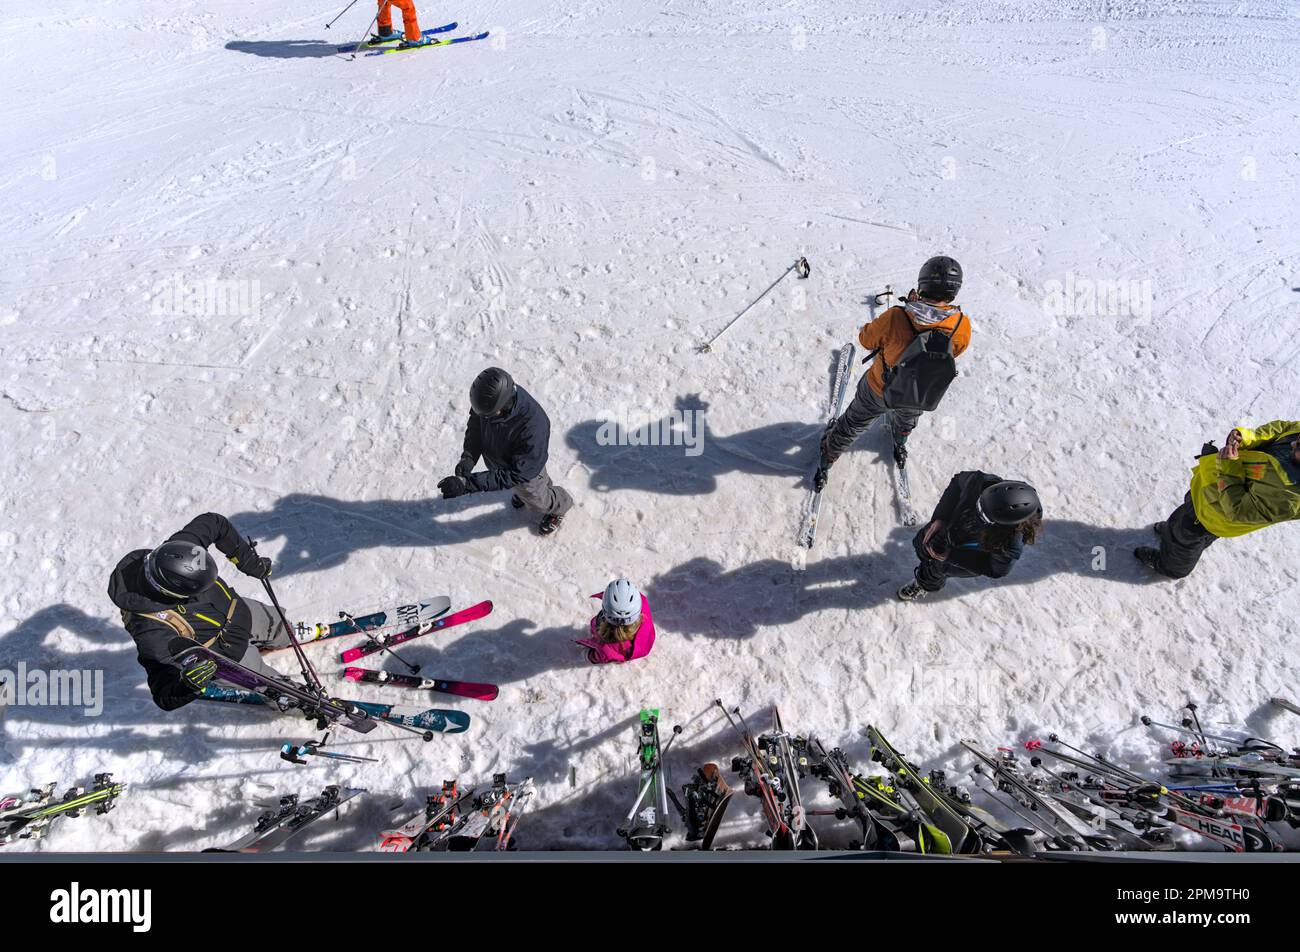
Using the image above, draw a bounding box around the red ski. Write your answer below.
[343,667,499,701]
[339,600,493,664]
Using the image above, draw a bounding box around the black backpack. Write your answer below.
[877,312,964,412]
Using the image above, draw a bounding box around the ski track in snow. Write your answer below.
[0,0,1298,851]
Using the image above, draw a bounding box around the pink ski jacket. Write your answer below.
[575,593,655,664]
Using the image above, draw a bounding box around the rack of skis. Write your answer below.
[621,698,1300,854]
[9,697,1300,853]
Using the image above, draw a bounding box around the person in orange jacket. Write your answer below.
[814,256,972,491]
[375,0,425,46]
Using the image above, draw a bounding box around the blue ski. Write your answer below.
[338,22,457,53]
[201,685,470,734]
[369,30,490,55]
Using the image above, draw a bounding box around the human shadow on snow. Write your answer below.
[225,39,346,60]
[565,391,885,496]
[646,519,1165,640]
[229,492,532,577]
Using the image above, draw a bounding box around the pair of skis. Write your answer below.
[215,785,364,853]
[618,710,679,851]
[716,701,817,850]
[797,341,918,548]
[337,21,490,56]
[1,775,125,846]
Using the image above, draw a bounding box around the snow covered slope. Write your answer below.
[1,0,1297,850]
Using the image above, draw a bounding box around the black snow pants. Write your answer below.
[1155,492,1218,579]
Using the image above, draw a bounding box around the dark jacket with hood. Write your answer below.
[107,513,260,711]
[918,471,1026,579]
[459,384,552,492]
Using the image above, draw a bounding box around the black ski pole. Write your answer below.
[698,257,811,353]
[325,0,361,28]
[247,537,323,694]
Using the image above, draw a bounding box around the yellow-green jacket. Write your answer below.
[1189,420,1300,538]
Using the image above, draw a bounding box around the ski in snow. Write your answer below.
[283,595,452,650]
[337,22,457,53]
[339,600,493,663]
[199,685,471,734]
[1271,697,1300,717]
[217,785,364,853]
[368,30,490,56]
[343,667,498,701]
[798,343,855,548]
[885,416,920,526]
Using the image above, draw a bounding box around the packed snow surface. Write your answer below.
[1,0,1298,850]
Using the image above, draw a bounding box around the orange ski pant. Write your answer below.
[377,0,421,41]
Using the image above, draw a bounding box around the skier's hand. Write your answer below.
[181,657,218,693]
[454,455,475,479]
[1218,429,1243,460]
[238,555,273,580]
[922,520,949,560]
[438,476,470,499]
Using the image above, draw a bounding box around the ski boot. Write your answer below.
[510,494,525,510]
[897,579,929,602]
[1152,521,1166,536]
[539,513,564,536]
[365,27,400,46]
[1133,546,1162,572]
[892,435,909,468]
[397,34,436,49]
[813,424,837,493]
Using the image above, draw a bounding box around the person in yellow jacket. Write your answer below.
[815,256,971,492]
[1136,420,1300,578]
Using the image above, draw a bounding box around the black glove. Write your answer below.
[438,476,470,499]
[1199,442,1219,458]
[237,555,273,580]
[454,455,475,479]
[181,657,218,693]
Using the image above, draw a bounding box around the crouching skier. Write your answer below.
[899,475,1042,601]
[107,512,294,710]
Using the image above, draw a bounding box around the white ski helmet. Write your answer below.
[601,578,642,626]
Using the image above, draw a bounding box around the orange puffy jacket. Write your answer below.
[859,301,972,397]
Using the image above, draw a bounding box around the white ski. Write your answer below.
[798,343,856,548]
[885,416,920,526]
[1270,696,1300,717]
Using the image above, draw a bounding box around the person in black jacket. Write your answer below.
[107,512,296,711]
[437,367,574,535]
[899,473,1042,601]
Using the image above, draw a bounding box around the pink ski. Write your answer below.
[344,666,499,701]
[338,600,494,664]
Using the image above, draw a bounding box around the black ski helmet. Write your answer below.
[143,540,217,599]
[469,367,517,417]
[917,256,963,302]
[976,481,1041,526]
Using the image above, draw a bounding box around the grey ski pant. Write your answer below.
[229,598,296,683]
[514,466,574,517]
[824,375,922,461]
[1155,492,1217,579]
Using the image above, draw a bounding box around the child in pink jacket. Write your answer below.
[575,578,655,665]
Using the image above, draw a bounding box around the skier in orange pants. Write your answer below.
[376,0,423,44]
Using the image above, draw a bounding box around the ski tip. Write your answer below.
[342,667,364,682]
